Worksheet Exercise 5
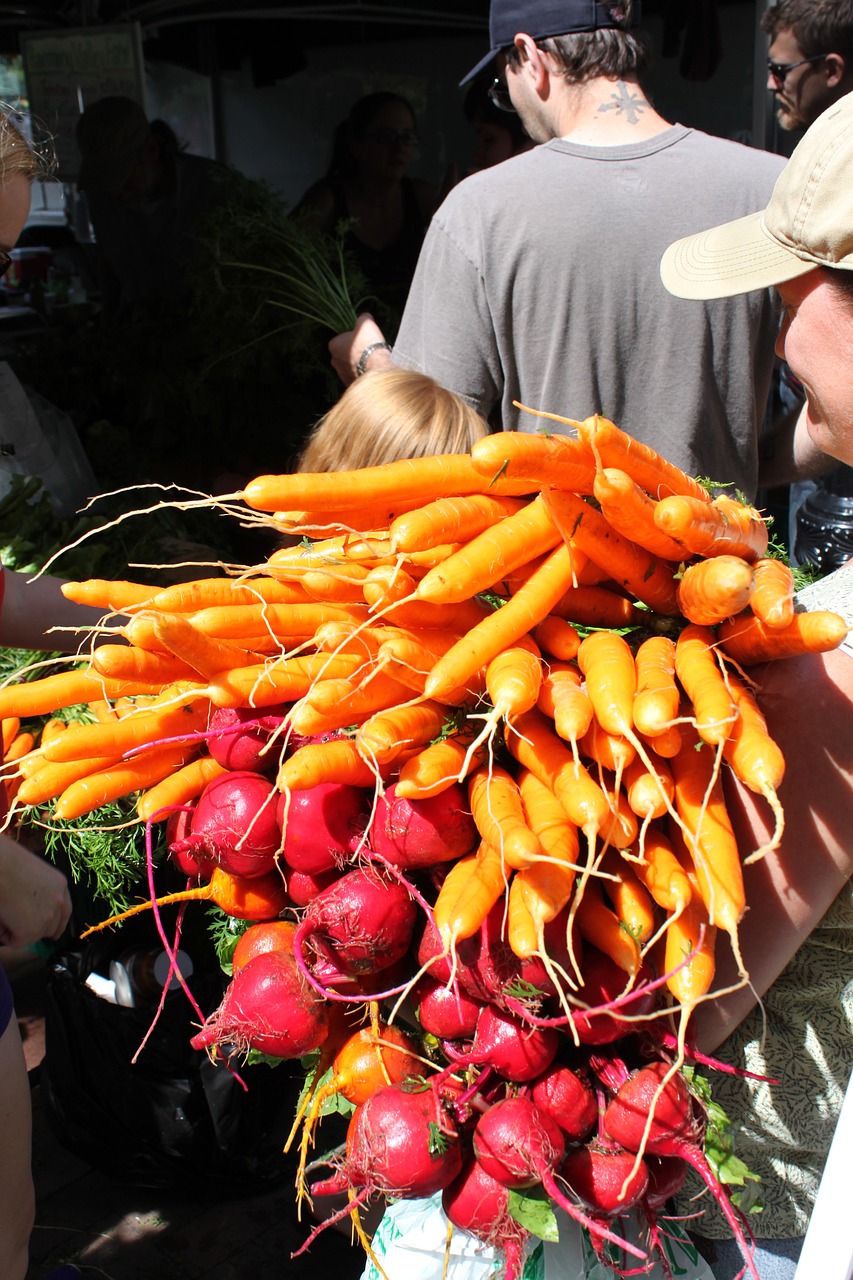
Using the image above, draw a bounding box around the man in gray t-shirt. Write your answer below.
[331,0,785,500]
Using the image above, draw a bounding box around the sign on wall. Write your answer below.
[21,24,145,183]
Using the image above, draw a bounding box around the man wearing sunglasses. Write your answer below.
[333,0,787,501]
[763,0,853,134]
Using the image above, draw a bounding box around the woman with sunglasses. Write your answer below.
[295,92,437,332]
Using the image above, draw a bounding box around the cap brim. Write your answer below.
[459,47,500,86]
[660,210,818,300]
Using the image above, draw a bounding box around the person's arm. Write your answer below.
[0,834,72,947]
[0,570,113,654]
[692,644,853,1052]
[328,313,394,387]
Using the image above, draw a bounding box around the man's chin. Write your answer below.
[775,102,807,132]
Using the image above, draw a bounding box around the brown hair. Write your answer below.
[297,369,490,472]
[762,1,853,62]
[0,111,54,183]
[505,0,651,82]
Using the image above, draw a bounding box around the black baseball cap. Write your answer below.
[460,0,635,84]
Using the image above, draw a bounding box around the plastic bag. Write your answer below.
[0,361,96,517]
[361,1196,716,1280]
[41,924,306,1195]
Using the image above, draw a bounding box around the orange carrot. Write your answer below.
[395,734,486,799]
[2,731,35,765]
[653,493,769,562]
[576,630,637,739]
[433,840,509,949]
[670,731,745,943]
[165,602,368,642]
[357,698,448,767]
[424,543,577,704]
[147,577,311,612]
[663,876,717,1010]
[305,670,414,719]
[533,616,581,661]
[80,866,290,935]
[723,674,785,860]
[632,826,692,915]
[573,414,711,503]
[469,430,596,492]
[543,488,681,615]
[468,762,544,870]
[573,880,642,976]
[550,584,646,630]
[92,643,201,685]
[716,609,848,665]
[136,755,228,822]
[60,579,158,611]
[415,494,562,604]
[676,556,755,627]
[748,558,796,630]
[301,567,373,604]
[0,669,163,720]
[277,737,382,791]
[537,663,594,749]
[42,687,209,763]
[207,654,362,710]
[517,768,581,873]
[633,636,679,739]
[674,625,737,746]
[1,717,21,754]
[593,468,688,561]
[622,755,674,821]
[507,859,576,961]
[580,719,636,777]
[54,742,200,820]
[15,754,122,807]
[390,494,528,553]
[243,454,533,512]
[363,565,492,632]
[600,849,657,945]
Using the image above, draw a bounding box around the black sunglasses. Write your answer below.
[767,54,826,85]
[487,78,516,113]
[0,252,12,279]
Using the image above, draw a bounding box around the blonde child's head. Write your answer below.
[297,369,490,472]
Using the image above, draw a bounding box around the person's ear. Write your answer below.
[513,33,550,93]
[823,52,846,88]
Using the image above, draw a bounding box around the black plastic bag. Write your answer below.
[41,922,307,1195]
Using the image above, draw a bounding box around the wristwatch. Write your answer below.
[356,341,393,377]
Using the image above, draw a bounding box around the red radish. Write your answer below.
[414,975,482,1040]
[190,949,329,1059]
[442,1157,529,1280]
[603,1061,760,1280]
[417,903,522,1008]
[311,1081,463,1199]
[531,1062,598,1143]
[278,781,368,875]
[173,771,282,879]
[167,807,213,878]
[207,704,288,774]
[573,947,657,1044]
[473,1096,565,1188]
[467,1005,560,1082]
[644,1154,688,1209]
[286,867,338,906]
[369,782,478,868]
[561,1142,650,1215]
[294,866,417,978]
[231,919,296,973]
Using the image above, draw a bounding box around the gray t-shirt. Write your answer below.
[393,126,786,499]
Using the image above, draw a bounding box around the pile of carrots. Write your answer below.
[0,412,847,1278]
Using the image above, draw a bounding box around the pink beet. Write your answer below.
[369,782,478,868]
[173,771,281,879]
[278,781,369,875]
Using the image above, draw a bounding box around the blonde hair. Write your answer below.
[0,111,53,183]
[298,369,490,472]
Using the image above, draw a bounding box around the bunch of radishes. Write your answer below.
[162,710,758,1280]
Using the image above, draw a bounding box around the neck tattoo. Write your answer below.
[597,81,647,124]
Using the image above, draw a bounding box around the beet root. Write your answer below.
[442,1157,528,1280]
[296,866,418,977]
[561,1143,650,1216]
[207,704,287,774]
[369,782,479,868]
[312,1081,463,1199]
[278,781,368,875]
[473,1096,565,1189]
[414,975,482,1040]
[531,1062,598,1143]
[173,770,281,879]
[190,949,329,1059]
[468,1005,560,1082]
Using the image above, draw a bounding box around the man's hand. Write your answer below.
[329,313,392,386]
[0,837,72,948]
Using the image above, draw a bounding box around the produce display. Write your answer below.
[0,414,847,1280]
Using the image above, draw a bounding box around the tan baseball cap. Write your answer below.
[661,89,853,300]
